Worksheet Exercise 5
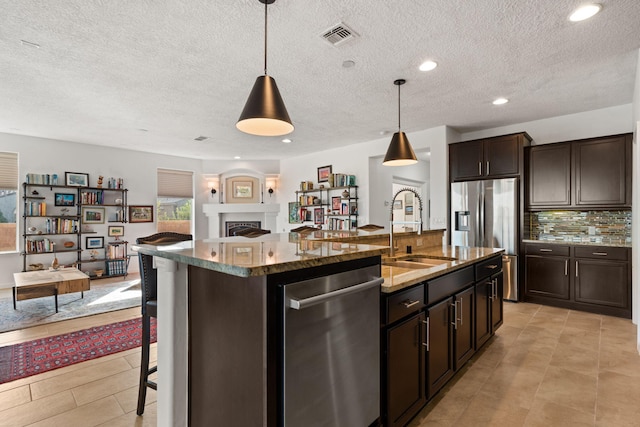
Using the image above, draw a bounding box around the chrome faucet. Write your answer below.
[389,188,423,257]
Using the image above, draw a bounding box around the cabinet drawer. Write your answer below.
[475,255,502,281]
[58,278,90,294]
[427,266,474,305]
[525,244,570,256]
[386,284,425,324]
[574,246,628,261]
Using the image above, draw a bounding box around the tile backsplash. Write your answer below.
[529,211,631,244]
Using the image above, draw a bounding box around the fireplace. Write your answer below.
[203,203,280,238]
[225,221,261,237]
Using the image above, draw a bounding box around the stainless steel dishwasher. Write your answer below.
[283,265,382,427]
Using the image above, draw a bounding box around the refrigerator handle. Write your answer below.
[479,186,485,246]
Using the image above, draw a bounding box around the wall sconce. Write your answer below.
[265,174,278,198]
[207,181,218,197]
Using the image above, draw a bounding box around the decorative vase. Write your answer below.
[51,256,59,270]
[342,190,350,199]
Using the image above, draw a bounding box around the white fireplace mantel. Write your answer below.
[203,203,280,238]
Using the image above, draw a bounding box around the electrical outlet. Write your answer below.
[416,238,423,246]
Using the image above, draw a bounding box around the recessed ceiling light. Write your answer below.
[138,128,149,132]
[569,4,602,22]
[20,40,40,48]
[342,60,356,68]
[282,138,292,143]
[492,98,509,105]
[419,60,438,72]
[234,156,241,159]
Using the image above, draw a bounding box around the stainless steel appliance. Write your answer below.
[451,178,519,301]
[283,265,383,426]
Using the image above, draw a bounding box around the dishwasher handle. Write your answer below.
[287,277,384,310]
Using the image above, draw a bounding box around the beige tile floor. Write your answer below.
[0,302,638,426]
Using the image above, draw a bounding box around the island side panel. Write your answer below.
[188,265,268,426]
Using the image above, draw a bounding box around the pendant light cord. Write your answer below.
[397,83,401,130]
[264,0,268,75]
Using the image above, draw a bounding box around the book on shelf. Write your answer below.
[80,190,104,205]
[328,173,356,187]
[26,201,46,216]
[25,173,59,185]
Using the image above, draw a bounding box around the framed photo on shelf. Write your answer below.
[108,225,124,237]
[65,172,89,187]
[129,205,154,223]
[54,193,76,207]
[288,202,302,223]
[232,181,253,198]
[82,206,105,224]
[332,196,341,211]
[86,236,104,249]
[393,200,403,209]
[314,208,324,224]
[317,165,332,183]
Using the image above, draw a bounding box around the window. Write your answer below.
[157,168,193,235]
[0,152,18,252]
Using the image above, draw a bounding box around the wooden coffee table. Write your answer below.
[13,268,90,313]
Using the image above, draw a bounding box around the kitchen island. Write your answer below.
[134,230,504,427]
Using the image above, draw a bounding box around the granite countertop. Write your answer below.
[293,227,445,243]
[522,239,631,248]
[132,233,388,278]
[380,246,504,293]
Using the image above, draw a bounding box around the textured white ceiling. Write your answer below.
[1,0,639,160]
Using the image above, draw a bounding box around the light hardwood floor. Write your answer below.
[0,302,638,426]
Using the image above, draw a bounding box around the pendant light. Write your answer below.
[383,79,418,166]
[236,0,294,136]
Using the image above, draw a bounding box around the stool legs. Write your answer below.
[137,314,155,415]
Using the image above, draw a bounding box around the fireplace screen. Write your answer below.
[225,221,261,237]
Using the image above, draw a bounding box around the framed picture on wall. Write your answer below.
[317,165,332,183]
[393,200,402,209]
[82,206,105,224]
[54,193,76,206]
[332,196,341,211]
[85,236,104,249]
[232,181,253,198]
[314,208,324,224]
[65,172,89,187]
[108,225,124,237]
[288,202,302,223]
[129,205,154,223]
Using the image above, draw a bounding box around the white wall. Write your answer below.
[461,104,633,145]
[277,126,451,233]
[0,133,204,288]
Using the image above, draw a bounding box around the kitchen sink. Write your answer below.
[402,256,452,266]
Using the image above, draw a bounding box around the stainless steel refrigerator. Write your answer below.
[451,178,518,301]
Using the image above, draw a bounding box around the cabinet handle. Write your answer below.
[487,264,499,269]
[592,252,608,256]
[403,299,421,308]
[486,161,490,175]
[421,319,429,351]
[539,249,553,252]
[459,297,464,326]
[493,279,498,299]
[450,302,458,329]
[478,162,482,176]
[489,279,494,301]
[565,259,568,276]
[575,261,578,277]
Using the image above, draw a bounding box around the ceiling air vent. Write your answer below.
[194,136,209,141]
[321,22,358,46]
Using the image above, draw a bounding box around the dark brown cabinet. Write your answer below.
[526,133,632,209]
[527,144,571,207]
[425,298,454,398]
[524,243,630,318]
[385,312,427,427]
[449,133,531,182]
[453,286,474,369]
[475,271,504,349]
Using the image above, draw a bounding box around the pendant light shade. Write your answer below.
[383,79,418,166]
[237,0,293,136]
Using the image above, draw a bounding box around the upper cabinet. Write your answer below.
[449,133,531,182]
[526,133,632,210]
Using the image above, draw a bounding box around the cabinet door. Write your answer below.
[574,260,629,309]
[454,286,475,369]
[527,144,571,207]
[574,135,630,207]
[475,280,492,349]
[449,140,484,181]
[426,299,454,398]
[484,135,520,177]
[491,272,504,332]
[525,255,570,300]
[385,313,427,427]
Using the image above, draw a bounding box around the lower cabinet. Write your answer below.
[385,312,427,427]
[524,243,631,318]
[381,255,505,426]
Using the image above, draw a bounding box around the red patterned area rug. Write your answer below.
[0,318,156,385]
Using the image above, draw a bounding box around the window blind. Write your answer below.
[157,168,193,198]
[0,152,18,189]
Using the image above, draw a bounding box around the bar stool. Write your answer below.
[136,232,192,416]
